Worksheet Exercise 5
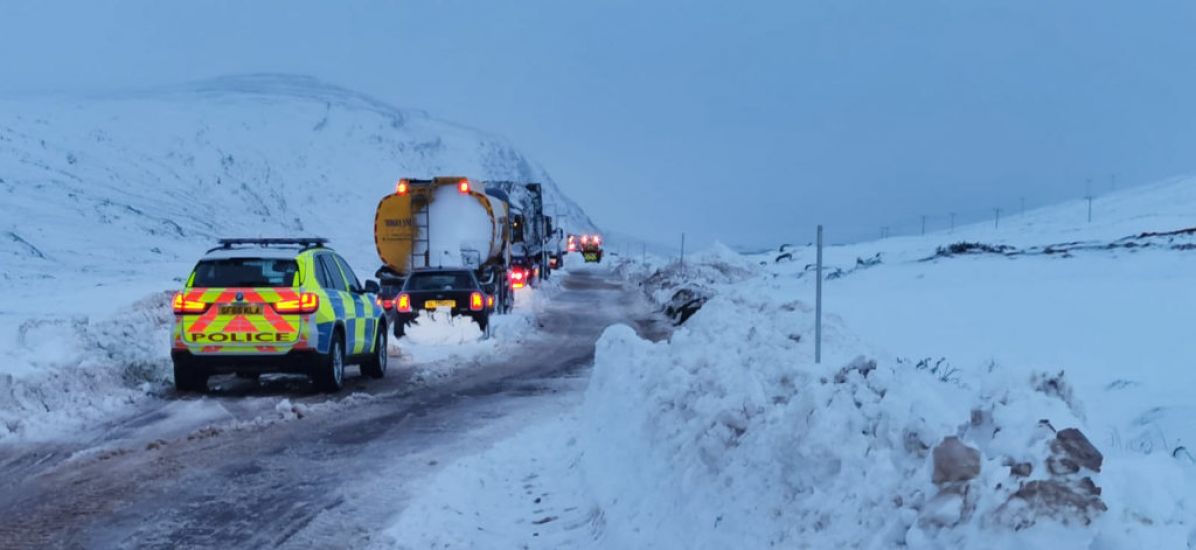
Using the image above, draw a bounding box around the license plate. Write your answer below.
[219,305,262,315]
[423,300,456,309]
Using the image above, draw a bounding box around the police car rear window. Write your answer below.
[405,272,474,291]
[192,259,299,288]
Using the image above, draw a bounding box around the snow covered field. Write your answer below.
[381,178,1195,548]
[0,74,593,442]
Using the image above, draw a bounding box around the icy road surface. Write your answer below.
[0,267,665,549]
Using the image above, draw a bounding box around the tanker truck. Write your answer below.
[374,177,513,336]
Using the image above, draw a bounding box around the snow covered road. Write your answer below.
[0,267,665,549]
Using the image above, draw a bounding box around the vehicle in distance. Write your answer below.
[389,267,492,334]
[171,238,388,393]
[577,234,604,263]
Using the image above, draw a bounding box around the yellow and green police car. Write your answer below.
[171,238,387,393]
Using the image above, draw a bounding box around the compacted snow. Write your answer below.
[381,177,1196,549]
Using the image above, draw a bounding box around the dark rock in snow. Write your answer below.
[1010,462,1033,478]
[1008,478,1107,526]
[1050,428,1103,473]
[833,357,877,383]
[932,436,981,484]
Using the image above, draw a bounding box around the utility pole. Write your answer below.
[815,225,823,364]
[921,215,927,236]
[994,208,1001,229]
[1086,195,1094,223]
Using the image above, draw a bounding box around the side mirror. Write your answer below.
[363,279,381,294]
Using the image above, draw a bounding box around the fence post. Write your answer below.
[815,225,823,364]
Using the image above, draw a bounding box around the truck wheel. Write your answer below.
[361,326,387,379]
[173,360,208,393]
[312,333,345,393]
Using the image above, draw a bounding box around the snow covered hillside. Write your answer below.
[0,74,593,439]
[585,177,1196,548]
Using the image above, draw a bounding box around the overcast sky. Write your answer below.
[3,1,1195,247]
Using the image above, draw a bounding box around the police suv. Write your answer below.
[171,238,387,393]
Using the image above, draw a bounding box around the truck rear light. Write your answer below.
[172,292,209,314]
[396,293,412,313]
[274,292,320,314]
[509,268,527,289]
[458,179,471,194]
[469,292,484,311]
[396,179,409,195]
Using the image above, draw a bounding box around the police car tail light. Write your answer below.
[274,292,320,314]
[469,292,484,311]
[172,292,209,314]
[377,297,395,309]
[396,293,412,313]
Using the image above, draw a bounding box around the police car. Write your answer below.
[171,238,387,393]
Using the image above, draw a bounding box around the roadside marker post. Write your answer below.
[680,232,686,274]
[815,225,823,364]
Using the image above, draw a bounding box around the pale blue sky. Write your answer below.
[3,1,1195,246]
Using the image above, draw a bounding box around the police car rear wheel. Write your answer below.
[362,327,387,379]
[313,335,345,393]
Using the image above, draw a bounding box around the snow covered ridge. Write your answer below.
[588,246,1193,547]
[0,74,595,441]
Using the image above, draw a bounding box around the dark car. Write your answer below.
[388,268,491,336]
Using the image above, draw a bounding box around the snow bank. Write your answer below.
[582,246,1194,548]
[0,292,174,441]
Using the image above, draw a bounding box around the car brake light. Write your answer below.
[396,293,412,313]
[396,179,409,195]
[487,295,495,308]
[458,179,470,194]
[470,292,484,311]
[582,235,590,244]
[172,292,209,314]
[274,292,319,314]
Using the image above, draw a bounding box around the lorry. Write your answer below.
[373,177,514,335]
[485,181,551,284]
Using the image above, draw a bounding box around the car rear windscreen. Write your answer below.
[191,258,299,288]
[405,272,474,291]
